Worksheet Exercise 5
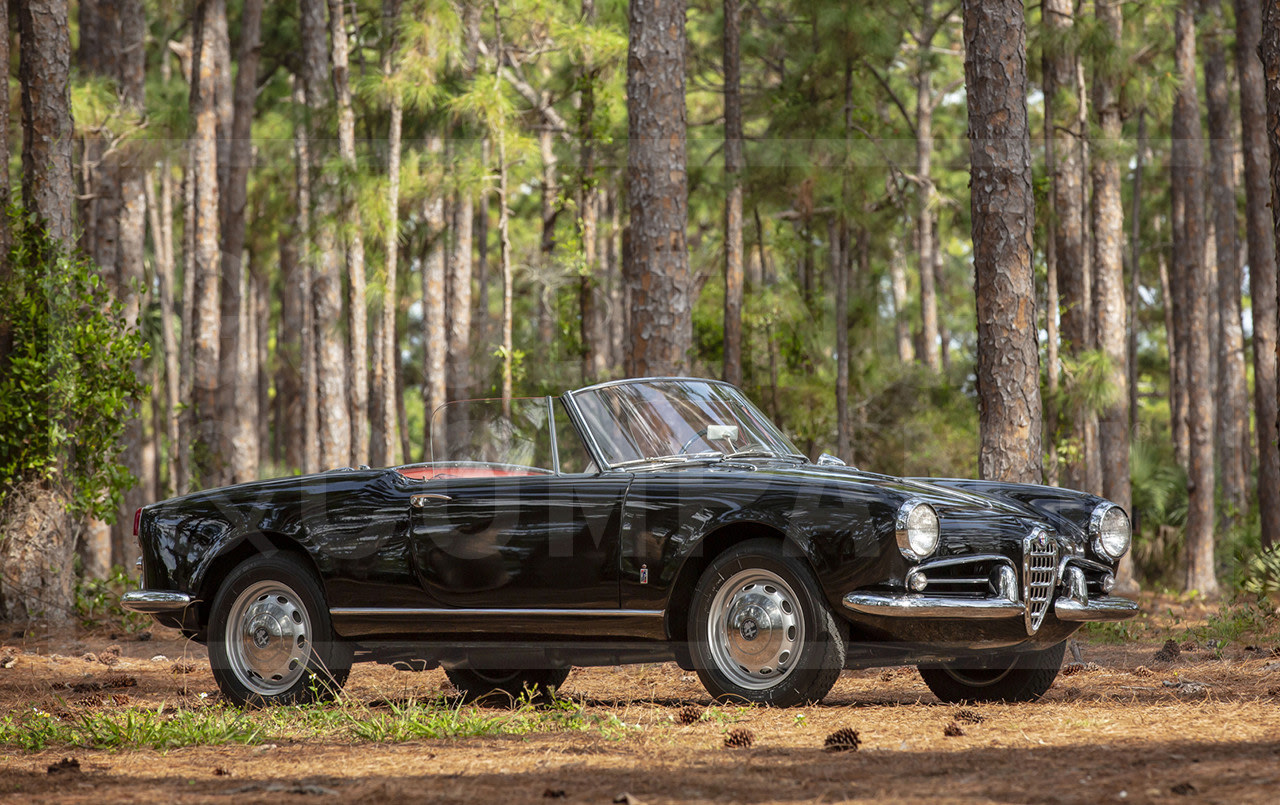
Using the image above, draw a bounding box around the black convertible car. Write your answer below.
[124,377,1137,707]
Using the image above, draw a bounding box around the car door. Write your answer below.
[408,472,631,609]
[407,396,631,613]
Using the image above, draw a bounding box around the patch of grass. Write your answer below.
[1185,601,1278,647]
[0,687,637,752]
[0,706,263,752]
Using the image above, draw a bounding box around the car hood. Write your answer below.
[696,460,1101,541]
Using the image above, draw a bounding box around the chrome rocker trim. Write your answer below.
[120,590,194,614]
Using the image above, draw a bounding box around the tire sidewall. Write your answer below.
[689,540,841,707]
[208,553,348,707]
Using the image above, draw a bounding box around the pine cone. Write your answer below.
[823,727,861,752]
[953,708,984,724]
[1130,665,1153,678]
[103,673,137,689]
[943,721,965,737]
[675,705,703,726]
[723,727,755,749]
[1153,639,1182,663]
[170,661,197,675]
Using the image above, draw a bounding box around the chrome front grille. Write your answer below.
[1023,529,1058,634]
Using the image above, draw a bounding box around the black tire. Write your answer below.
[444,666,571,705]
[208,553,352,707]
[917,641,1066,703]
[688,539,846,707]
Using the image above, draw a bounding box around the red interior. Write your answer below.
[395,465,545,481]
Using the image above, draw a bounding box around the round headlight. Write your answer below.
[1090,503,1131,560]
[896,500,940,561]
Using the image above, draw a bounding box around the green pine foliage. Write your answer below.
[0,212,149,521]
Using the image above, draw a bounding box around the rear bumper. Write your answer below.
[120,590,193,615]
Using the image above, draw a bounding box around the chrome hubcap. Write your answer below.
[707,568,804,690]
[226,580,312,696]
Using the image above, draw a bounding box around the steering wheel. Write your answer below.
[678,428,709,455]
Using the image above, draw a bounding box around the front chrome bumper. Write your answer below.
[840,591,1138,621]
[120,590,194,614]
[842,551,1140,625]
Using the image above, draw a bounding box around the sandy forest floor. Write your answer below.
[0,595,1278,804]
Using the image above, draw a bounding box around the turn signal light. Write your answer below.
[133,507,142,537]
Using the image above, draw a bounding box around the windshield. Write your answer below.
[568,379,804,468]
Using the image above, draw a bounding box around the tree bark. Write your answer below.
[1203,4,1249,524]
[145,172,180,496]
[217,0,264,486]
[834,216,851,461]
[1128,110,1145,436]
[19,0,74,248]
[963,0,1043,484]
[291,76,320,475]
[1090,0,1134,589]
[625,0,691,377]
[1241,0,1280,550]
[722,0,744,387]
[328,0,368,466]
[1172,1,1217,595]
[0,0,10,367]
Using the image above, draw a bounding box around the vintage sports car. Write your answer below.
[124,377,1137,707]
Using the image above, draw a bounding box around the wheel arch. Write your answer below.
[191,531,324,638]
[664,520,825,665]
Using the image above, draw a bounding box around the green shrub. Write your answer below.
[0,210,148,520]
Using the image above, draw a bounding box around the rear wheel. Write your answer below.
[444,666,571,704]
[917,641,1066,703]
[208,554,351,707]
[688,539,845,707]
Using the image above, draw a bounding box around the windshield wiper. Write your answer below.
[613,451,724,468]
[724,449,806,462]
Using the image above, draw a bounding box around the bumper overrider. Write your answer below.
[121,590,194,614]
[842,540,1138,636]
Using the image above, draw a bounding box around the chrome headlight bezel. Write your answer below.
[1089,502,1131,561]
[896,499,940,562]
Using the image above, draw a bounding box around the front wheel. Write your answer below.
[917,641,1066,703]
[444,666,571,704]
[208,554,351,707]
[688,539,846,707]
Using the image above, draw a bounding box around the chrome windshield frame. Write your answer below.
[562,377,808,472]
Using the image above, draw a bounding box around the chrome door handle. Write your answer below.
[411,493,452,508]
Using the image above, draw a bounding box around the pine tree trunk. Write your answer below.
[494,1,514,408]
[327,0,368,466]
[888,241,915,363]
[1090,0,1134,589]
[448,192,473,405]
[1044,0,1089,490]
[1173,1,1217,595]
[1241,0,1280,550]
[290,78,320,475]
[114,0,147,566]
[374,0,403,467]
[625,0,692,377]
[1204,7,1248,524]
[0,0,10,367]
[915,0,940,371]
[188,0,223,488]
[1128,111,1146,435]
[217,0,263,486]
[722,0,745,387]
[834,216,850,460]
[422,135,448,457]
[145,172,180,496]
[579,0,606,384]
[278,224,304,471]
[963,0,1043,484]
[19,0,74,248]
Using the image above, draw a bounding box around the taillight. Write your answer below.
[133,507,143,537]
